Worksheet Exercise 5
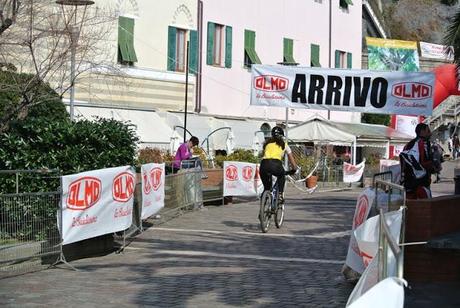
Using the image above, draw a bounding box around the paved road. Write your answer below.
[0,188,358,307]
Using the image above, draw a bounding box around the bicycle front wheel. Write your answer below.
[259,190,271,233]
[274,199,285,228]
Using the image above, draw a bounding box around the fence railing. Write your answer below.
[374,179,406,282]
[0,191,61,278]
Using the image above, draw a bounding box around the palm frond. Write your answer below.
[444,7,460,66]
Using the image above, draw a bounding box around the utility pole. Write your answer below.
[184,41,190,143]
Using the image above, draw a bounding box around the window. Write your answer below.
[335,50,353,68]
[214,24,223,65]
[167,27,198,73]
[118,16,138,65]
[310,44,321,67]
[244,29,261,67]
[283,38,296,64]
[340,0,353,9]
[207,22,232,68]
[176,29,186,72]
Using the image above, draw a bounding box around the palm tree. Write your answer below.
[444,4,460,65]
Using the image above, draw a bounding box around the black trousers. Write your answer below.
[260,159,285,194]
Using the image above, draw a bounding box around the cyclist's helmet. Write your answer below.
[271,126,284,138]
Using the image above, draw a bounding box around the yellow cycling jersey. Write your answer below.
[263,142,290,160]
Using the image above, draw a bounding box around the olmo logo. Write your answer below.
[67,177,101,210]
[150,167,163,191]
[242,166,254,181]
[113,172,135,202]
[254,75,288,92]
[392,82,432,100]
[225,165,238,181]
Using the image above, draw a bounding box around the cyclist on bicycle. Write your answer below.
[260,126,298,204]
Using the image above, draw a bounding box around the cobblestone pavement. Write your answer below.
[0,188,358,307]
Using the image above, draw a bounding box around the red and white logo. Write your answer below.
[225,165,238,181]
[392,82,432,100]
[67,177,101,210]
[254,75,289,92]
[242,166,254,182]
[344,163,358,173]
[353,195,369,228]
[150,167,163,191]
[255,166,260,181]
[142,170,151,195]
[113,172,135,202]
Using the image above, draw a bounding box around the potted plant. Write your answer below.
[306,171,318,188]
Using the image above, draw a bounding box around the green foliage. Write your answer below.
[441,0,458,6]
[137,147,166,165]
[0,116,139,240]
[361,113,391,126]
[296,155,317,178]
[214,149,258,168]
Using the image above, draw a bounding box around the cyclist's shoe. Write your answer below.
[278,194,285,204]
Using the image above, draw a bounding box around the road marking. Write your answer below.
[127,248,344,265]
[147,227,350,239]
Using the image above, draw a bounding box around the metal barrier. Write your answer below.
[0,170,62,278]
[0,191,61,278]
[374,179,406,281]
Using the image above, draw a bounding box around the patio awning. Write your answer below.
[288,118,355,145]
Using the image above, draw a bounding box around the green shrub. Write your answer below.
[214,149,258,168]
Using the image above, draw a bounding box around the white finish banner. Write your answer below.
[60,166,135,245]
[343,160,366,183]
[344,188,375,273]
[250,65,434,116]
[141,163,165,220]
[223,161,260,196]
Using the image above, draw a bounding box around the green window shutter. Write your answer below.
[167,26,177,71]
[125,17,137,62]
[207,22,215,65]
[189,30,198,74]
[311,44,321,67]
[225,26,232,68]
[335,50,341,68]
[347,52,352,68]
[244,30,261,65]
[118,17,130,62]
[283,38,295,63]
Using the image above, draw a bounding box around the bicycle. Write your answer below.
[259,169,297,233]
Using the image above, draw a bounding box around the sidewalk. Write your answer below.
[0,188,358,307]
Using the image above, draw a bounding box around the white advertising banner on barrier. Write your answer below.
[60,166,135,245]
[347,210,404,307]
[344,188,375,273]
[343,160,366,183]
[250,65,434,116]
[223,161,260,197]
[395,115,417,137]
[141,163,165,220]
[379,159,401,184]
[348,277,406,308]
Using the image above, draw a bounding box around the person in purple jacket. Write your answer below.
[173,136,201,173]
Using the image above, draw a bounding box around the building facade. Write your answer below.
[67,0,364,151]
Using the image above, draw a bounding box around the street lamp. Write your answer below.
[55,0,94,121]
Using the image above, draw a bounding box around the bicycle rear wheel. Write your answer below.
[274,199,285,228]
[259,190,271,233]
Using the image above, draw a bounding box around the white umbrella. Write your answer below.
[226,131,235,154]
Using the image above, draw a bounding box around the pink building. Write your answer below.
[197,0,363,124]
